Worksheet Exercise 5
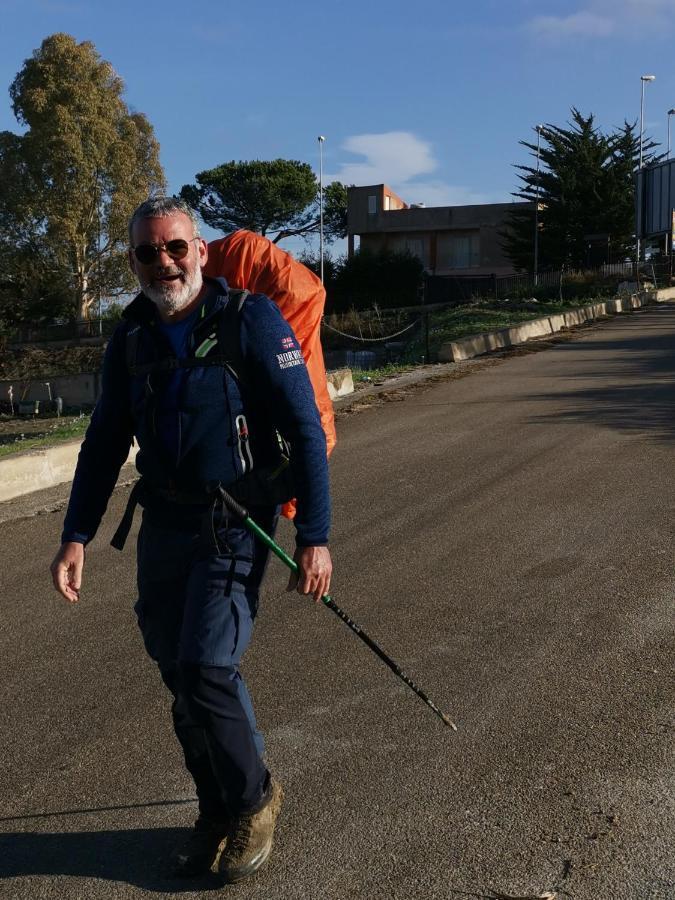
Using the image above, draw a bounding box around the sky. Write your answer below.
[1,0,675,254]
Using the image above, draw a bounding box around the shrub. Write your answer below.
[328,249,424,312]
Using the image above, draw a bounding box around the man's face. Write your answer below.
[129,212,208,318]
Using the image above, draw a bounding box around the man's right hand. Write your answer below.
[50,541,85,603]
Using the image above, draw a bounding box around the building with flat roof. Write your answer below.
[347,184,530,277]
[635,157,675,250]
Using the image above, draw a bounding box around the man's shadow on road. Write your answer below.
[0,805,224,893]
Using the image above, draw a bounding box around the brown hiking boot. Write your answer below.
[170,815,230,877]
[218,779,284,883]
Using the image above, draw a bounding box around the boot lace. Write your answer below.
[228,815,255,856]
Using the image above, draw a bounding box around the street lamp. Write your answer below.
[668,108,675,159]
[318,135,326,284]
[638,75,656,267]
[639,74,656,169]
[534,124,544,287]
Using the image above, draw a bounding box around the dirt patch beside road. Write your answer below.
[0,413,87,447]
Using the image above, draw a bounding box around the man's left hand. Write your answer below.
[287,546,332,603]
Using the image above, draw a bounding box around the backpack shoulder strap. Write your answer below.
[214,288,249,384]
[124,322,143,376]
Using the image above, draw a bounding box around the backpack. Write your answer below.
[204,230,336,521]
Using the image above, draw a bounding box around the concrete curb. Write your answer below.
[0,443,138,504]
[326,368,354,399]
[439,290,664,362]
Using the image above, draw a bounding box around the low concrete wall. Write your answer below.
[0,443,83,502]
[0,442,138,503]
[652,286,675,301]
[0,373,101,409]
[326,368,354,399]
[439,290,666,363]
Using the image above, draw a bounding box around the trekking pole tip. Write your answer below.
[441,713,458,731]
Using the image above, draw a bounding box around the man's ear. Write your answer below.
[198,237,208,269]
[128,247,137,276]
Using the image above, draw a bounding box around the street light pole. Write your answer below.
[318,135,326,284]
[639,75,655,169]
[637,75,656,269]
[534,124,543,288]
[668,108,675,159]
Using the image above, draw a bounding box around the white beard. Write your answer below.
[141,263,203,316]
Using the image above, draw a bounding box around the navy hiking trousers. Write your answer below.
[134,505,278,820]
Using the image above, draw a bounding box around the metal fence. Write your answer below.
[424,261,667,305]
[6,318,117,345]
[322,305,442,371]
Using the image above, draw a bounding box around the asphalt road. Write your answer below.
[1,306,673,900]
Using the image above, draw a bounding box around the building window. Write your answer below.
[405,238,424,263]
[384,195,390,211]
[368,194,377,215]
[446,233,480,268]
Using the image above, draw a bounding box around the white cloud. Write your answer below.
[328,131,506,209]
[335,132,436,185]
[525,0,673,40]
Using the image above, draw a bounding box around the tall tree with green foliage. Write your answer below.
[180,159,348,243]
[502,109,656,271]
[321,181,349,244]
[0,33,165,326]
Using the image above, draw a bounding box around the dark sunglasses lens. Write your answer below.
[134,244,159,264]
[165,239,190,259]
[134,240,190,264]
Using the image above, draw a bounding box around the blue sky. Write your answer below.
[2,0,675,251]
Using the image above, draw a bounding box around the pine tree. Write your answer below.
[502,109,656,271]
[180,160,348,244]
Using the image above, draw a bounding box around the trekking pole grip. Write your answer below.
[216,485,249,523]
[217,484,299,572]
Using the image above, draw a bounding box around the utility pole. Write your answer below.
[534,124,544,288]
[637,75,656,272]
[318,135,326,284]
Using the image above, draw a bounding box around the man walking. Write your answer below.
[50,197,332,882]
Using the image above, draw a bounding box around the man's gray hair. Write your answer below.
[128,196,201,243]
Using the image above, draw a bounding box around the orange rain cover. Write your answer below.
[204,230,336,520]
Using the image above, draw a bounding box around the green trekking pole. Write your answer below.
[217,486,457,731]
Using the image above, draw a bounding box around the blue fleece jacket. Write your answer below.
[62,278,330,547]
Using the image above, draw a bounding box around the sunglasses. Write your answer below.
[131,237,199,265]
